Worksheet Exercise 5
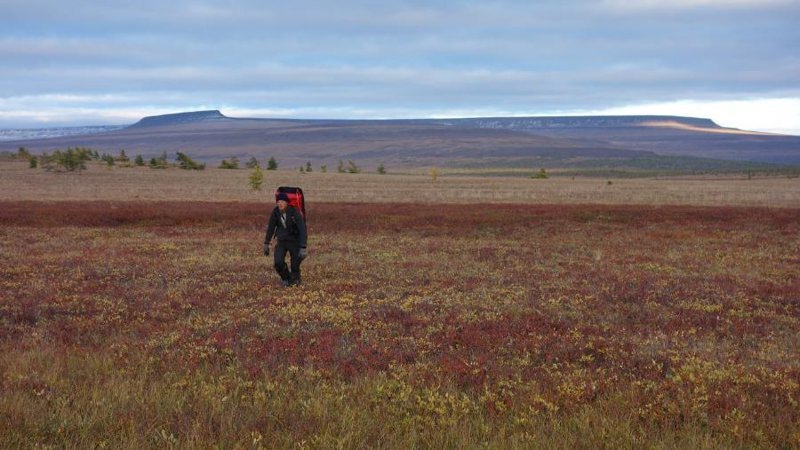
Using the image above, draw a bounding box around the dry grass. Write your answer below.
[2,160,799,207]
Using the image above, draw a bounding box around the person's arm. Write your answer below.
[264,209,277,254]
[295,210,307,248]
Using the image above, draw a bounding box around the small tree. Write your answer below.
[249,165,264,191]
[245,156,259,169]
[150,151,168,169]
[377,163,386,175]
[41,152,53,171]
[347,160,361,174]
[219,159,238,169]
[17,146,37,168]
[134,155,145,166]
[176,152,204,170]
[430,167,439,181]
[305,161,312,172]
[101,153,115,167]
[530,168,549,179]
[337,160,345,173]
[116,149,130,163]
[267,157,278,170]
[17,147,32,160]
[44,148,92,172]
[320,164,328,173]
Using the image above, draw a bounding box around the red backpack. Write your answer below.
[276,186,306,220]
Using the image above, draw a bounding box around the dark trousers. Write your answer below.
[274,240,302,283]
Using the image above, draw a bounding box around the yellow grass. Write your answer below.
[1,161,799,207]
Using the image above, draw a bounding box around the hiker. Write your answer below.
[263,192,307,287]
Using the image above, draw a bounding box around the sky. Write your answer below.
[1,0,799,134]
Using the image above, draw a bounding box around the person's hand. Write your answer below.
[263,243,270,256]
[299,247,308,260]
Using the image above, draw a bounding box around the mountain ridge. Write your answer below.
[2,110,798,169]
[125,110,724,131]
[128,110,230,128]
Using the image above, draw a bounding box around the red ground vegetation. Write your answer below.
[1,201,799,446]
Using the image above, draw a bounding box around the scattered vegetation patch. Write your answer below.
[175,152,205,170]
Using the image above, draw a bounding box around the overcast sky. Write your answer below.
[1,0,799,133]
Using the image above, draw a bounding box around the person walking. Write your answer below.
[264,192,307,287]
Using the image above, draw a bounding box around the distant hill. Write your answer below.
[127,110,229,128]
[427,115,721,130]
[1,110,798,172]
[0,125,126,142]
[463,116,800,166]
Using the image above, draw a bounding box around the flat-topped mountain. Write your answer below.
[2,111,798,170]
[103,110,730,132]
[128,110,229,128]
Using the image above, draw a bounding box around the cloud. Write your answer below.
[601,0,794,11]
[0,0,797,132]
[583,98,800,135]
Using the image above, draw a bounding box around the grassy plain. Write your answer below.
[1,160,799,207]
[1,161,799,448]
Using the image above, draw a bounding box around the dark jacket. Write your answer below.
[264,206,307,247]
